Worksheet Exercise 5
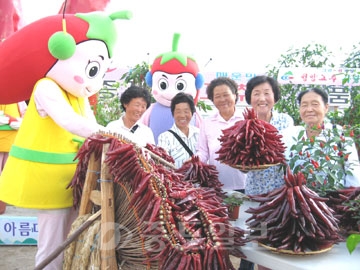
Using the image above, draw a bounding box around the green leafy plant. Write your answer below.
[95,85,122,126]
[120,61,151,90]
[223,193,244,207]
[347,233,360,254]
[337,52,360,158]
[288,124,358,196]
[196,100,212,113]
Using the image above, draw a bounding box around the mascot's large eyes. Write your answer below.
[176,79,187,91]
[85,61,101,78]
[158,78,169,91]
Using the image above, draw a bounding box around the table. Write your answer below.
[231,201,360,270]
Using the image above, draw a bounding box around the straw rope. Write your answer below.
[63,214,90,269]
[63,217,101,270]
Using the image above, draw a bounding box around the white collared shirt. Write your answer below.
[106,115,155,147]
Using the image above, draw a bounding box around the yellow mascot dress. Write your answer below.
[0,79,83,209]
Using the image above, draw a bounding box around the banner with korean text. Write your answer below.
[278,67,360,86]
[278,67,360,107]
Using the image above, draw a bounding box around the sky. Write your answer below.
[20,0,360,72]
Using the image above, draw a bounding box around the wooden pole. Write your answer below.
[79,152,101,216]
[34,210,101,270]
[100,143,117,269]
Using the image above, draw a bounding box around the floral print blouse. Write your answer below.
[245,111,294,195]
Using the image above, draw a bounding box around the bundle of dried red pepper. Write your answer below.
[216,107,286,170]
[246,166,342,253]
[175,155,225,199]
[145,143,175,164]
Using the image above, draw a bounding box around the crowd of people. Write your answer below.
[109,77,360,270]
[1,74,360,270]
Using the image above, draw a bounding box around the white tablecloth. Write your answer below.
[231,201,360,270]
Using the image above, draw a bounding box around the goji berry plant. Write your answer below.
[288,124,358,196]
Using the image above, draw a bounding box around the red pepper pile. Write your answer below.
[326,187,360,233]
[175,155,225,199]
[145,143,175,164]
[216,107,286,169]
[246,166,342,253]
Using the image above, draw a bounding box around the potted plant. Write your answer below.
[223,192,245,220]
[287,124,358,196]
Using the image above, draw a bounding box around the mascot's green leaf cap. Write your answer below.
[75,11,132,58]
[49,11,132,60]
[150,33,201,77]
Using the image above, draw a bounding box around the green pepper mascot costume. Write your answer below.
[0,10,132,269]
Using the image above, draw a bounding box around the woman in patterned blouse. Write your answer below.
[244,75,294,196]
[157,92,199,168]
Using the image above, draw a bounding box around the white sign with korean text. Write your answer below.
[278,67,360,86]
[0,216,38,245]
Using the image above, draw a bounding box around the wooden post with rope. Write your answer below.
[79,152,101,216]
[100,143,117,269]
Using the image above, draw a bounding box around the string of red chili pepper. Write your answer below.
[246,166,342,253]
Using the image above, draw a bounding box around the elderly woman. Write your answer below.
[241,75,294,270]
[244,75,294,196]
[196,77,246,191]
[282,87,360,187]
[157,92,199,168]
[107,86,155,147]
